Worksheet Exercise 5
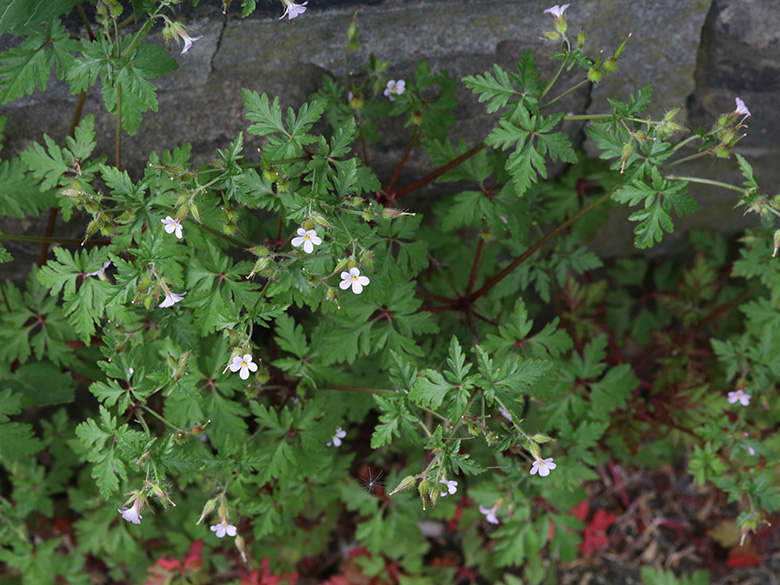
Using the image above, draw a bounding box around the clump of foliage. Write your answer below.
[0,1,778,584]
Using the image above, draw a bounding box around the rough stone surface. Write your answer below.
[0,0,776,273]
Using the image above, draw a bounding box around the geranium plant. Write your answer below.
[1,1,778,584]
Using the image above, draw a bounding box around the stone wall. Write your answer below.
[1,0,778,270]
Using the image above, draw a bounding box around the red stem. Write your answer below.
[394,142,487,199]
[467,238,484,294]
[385,129,420,196]
[469,191,613,303]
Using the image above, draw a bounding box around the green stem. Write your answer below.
[541,78,590,109]
[664,176,747,194]
[319,384,394,395]
[540,55,569,101]
[141,404,183,432]
[563,113,613,121]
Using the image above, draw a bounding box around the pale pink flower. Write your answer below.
[177,30,203,54]
[530,457,557,477]
[479,504,500,525]
[210,520,237,538]
[117,492,145,525]
[159,291,186,308]
[86,260,111,279]
[544,4,570,19]
[728,389,751,406]
[327,427,347,447]
[229,354,258,380]
[279,0,307,20]
[339,267,370,295]
[439,478,458,497]
[291,228,322,254]
[161,216,183,239]
[384,80,406,101]
[734,98,751,117]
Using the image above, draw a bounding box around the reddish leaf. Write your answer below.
[726,545,765,568]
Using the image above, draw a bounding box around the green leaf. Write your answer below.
[410,369,450,410]
[613,167,695,248]
[0,0,79,34]
[462,64,518,114]
[0,19,78,103]
[275,313,308,357]
[0,389,43,462]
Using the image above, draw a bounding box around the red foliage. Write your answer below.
[145,540,204,585]
[570,502,618,556]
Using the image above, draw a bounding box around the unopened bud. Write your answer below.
[197,498,218,525]
[176,205,189,222]
[773,230,780,257]
[190,204,201,224]
[620,143,633,173]
[587,67,603,83]
[577,31,585,49]
[349,94,364,110]
[533,434,553,443]
[411,111,423,126]
[235,535,247,563]
[529,442,541,460]
[418,480,429,510]
[389,475,417,495]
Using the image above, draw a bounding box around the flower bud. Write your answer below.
[197,498,218,525]
[176,205,189,222]
[773,230,780,258]
[620,143,633,173]
[577,31,585,49]
[389,475,417,495]
[235,535,247,563]
[529,442,541,460]
[587,67,603,83]
[349,94,364,110]
[190,204,201,224]
[411,111,423,126]
[418,480,429,510]
[533,434,553,443]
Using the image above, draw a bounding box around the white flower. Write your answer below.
[177,30,203,54]
[728,389,751,406]
[479,504,500,525]
[159,290,186,308]
[210,520,237,538]
[291,228,322,254]
[86,260,111,279]
[161,216,183,239]
[327,427,347,447]
[383,80,406,101]
[530,457,557,477]
[339,267,370,295]
[543,4,570,19]
[735,97,751,117]
[279,0,307,20]
[229,354,258,380]
[439,478,458,497]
